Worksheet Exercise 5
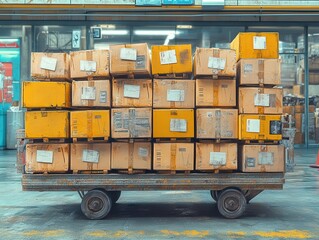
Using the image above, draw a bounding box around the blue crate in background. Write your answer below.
[136,0,161,6]
[162,0,194,5]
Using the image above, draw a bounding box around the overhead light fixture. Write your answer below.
[99,24,116,29]
[177,25,192,29]
[101,30,129,36]
[134,30,179,36]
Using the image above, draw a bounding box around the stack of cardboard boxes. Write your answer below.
[231,32,285,172]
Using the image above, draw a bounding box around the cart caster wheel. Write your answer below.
[217,189,247,219]
[210,190,221,202]
[81,189,112,220]
[108,191,121,204]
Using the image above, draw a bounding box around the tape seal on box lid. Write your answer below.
[170,143,177,171]
[87,111,93,138]
[212,82,219,106]
[215,110,221,139]
[258,59,265,84]
[128,143,134,171]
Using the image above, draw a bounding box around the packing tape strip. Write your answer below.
[87,111,93,138]
[257,88,265,114]
[258,59,265,84]
[215,109,221,139]
[212,81,219,106]
[88,81,94,107]
[128,142,134,171]
[170,143,177,171]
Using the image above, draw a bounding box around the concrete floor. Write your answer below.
[1,149,319,240]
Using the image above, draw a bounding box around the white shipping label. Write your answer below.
[36,150,53,164]
[82,149,99,163]
[99,91,107,103]
[160,50,177,65]
[247,119,261,133]
[254,94,270,107]
[81,87,96,100]
[167,90,185,102]
[138,147,149,157]
[209,152,227,166]
[40,57,57,71]
[258,152,274,165]
[80,60,97,72]
[208,57,226,70]
[123,84,140,99]
[253,36,267,50]
[170,119,187,132]
[244,64,253,73]
[120,48,137,61]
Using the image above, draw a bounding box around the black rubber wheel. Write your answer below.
[81,189,112,220]
[217,189,247,219]
[108,191,121,204]
[210,190,221,202]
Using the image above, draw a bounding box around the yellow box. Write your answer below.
[153,109,194,138]
[70,110,110,138]
[239,114,282,141]
[231,32,279,61]
[151,44,192,75]
[25,111,69,138]
[23,81,71,108]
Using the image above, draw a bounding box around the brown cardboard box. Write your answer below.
[240,145,285,172]
[25,143,69,173]
[294,105,316,113]
[110,43,151,76]
[153,79,195,108]
[112,79,152,107]
[300,72,319,85]
[193,48,236,78]
[70,143,111,172]
[70,50,110,79]
[111,108,152,138]
[295,132,305,144]
[196,143,237,171]
[196,109,238,139]
[195,79,236,107]
[72,80,111,107]
[111,142,151,170]
[283,106,295,115]
[153,143,194,171]
[293,85,304,97]
[237,59,281,85]
[238,87,283,114]
[31,52,70,80]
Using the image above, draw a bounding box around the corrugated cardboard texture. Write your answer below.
[239,114,282,141]
[25,143,69,173]
[70,50,110,79]
[194,48,236,78]
[238,87,283,114]
[70,110,110,138]
[153,79,195,108]
[25,111,69,138]
[239,144,284,172]
[70,143,111,171]
[23,81,71,108]
[111,142,151,170]
[237,59,281,85]
[196,109,238,139]
[231,32,279,61]
[111,108,152,138]
[153,143,194,170]
[112,79,152,107]
[196,143,237,170]
[151,44,192,75]
[195,79,236,107]
[31,52,70,80]
[110,43,151,75]
[72,80,110,107]
[153,109,194,138]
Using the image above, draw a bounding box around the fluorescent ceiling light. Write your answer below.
[177,25,192,29]
[99,24,116,29]
[134,30,179,36]
[101,30,129,35]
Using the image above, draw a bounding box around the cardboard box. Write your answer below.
[25,143,69,173]
[193,48,236,78]
[239,114,282,141]
[283,106,294,115]
[111,108,152,138]
[294,105,315,113]
[293,85,304,97]
[238,87,283,114]
[23,81,71,108]
[31,52,70,80]
[231,32,279,61]
[151,44,192,75]
[153,79,195,108]
[196,109,238,139]
[110,43,151,76]
[70,110,110,138]
[239,144,285,172]
[295,132,304,144]
[153,143,194,171]
[153,109,194,138]
[70,143,111,172]
[112,79,152,107]
[111,142,151,170]
[70,50,110,79]
[72,80,110,107]
[25,111,69,138]
[300,72,319,85]
[237,59,281,85]
[196,143,237,171]
[195,79,236,107]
